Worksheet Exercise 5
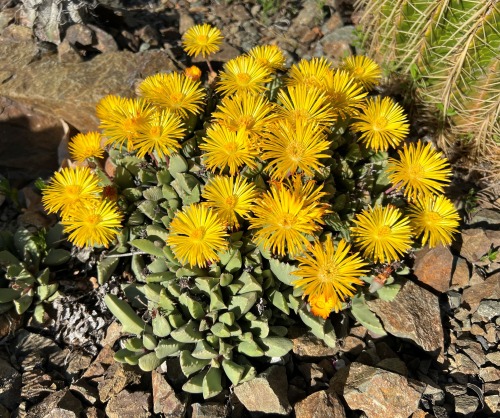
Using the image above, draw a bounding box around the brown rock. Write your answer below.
[105,390,151,418]
[26,389,83,418]
[58,40,83,64]
[294,389,346,418]
[98,362,142,402]
[461,229,500,262]
[367,280,444,358]
[83,407,105,418]
[322,14,344,33]
[190,402,227,418]
[0,357,22,410]
[376,358,408,376]
[82,345,115,379]
[480,367,500,383]
[485,394,499,414]
[341,363,425,418]
[450,257,470,289]
[152,370,188,417]
[87,24,119,53]
[412,246,454,292]
[485,323,498,343]
[340,335,365,356]
[453,353,480,375]
[297,363,327,387]
[455,340,486,367]
[411,410,434,418]
[290,327,339,359]
[0,37,178,132]
[65,24,94,46]
[100,321,122,347]
[470,323,485,336]
[234,366,292,415]
[486,351,500,366]
[70,379,99,404]
[0,311,22,338]
[462,273,500,313]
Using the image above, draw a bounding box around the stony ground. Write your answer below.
[1,0,500,417]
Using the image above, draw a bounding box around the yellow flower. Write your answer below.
[182,24,223,58]
[68,132,104,162]
[307,294,338,319]
[62,200,122,248]
[284,176,331,220]
[350,96,409,152]
[285,57,333,89]
[202,175,258,228]
[100,98,154,151]
[341,55,382,91]
[409,195,460,247]
[185,65,202,81]
[200,125,259,175]
[276,84,335,128]
[134,110,185,159]
[261,119,331,180]
[385,141,452,200]
[351,205,413,263]
[323,70,367,120]
[96,95,127,121]
[247,45,286,72]
[167,204,228,267]
[137,72,205,118]
[211,93,276,140]
[217,56,272,97]
[42,167,102,216]
[249,183,326,257]
[292,236,367,314]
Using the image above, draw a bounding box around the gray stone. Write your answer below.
[367,280,444,358]
[290,327,339,359]
[0,37,178,132]
[234,366,291,415]
[70,379,99,404]
[341,363,425,418]
[105,390,151,418]
[486,351,500,366]
[152,370,188,417]
[0,357,22,410]
[65,23,94,46]
[190,402,227,418]
[340,335,365,356]
[25,389,83,418]
[292,0,324,27]
[320,26,355,63]
[14,330,61,362]
[294,389,346,418]
[454,394,479,415]
[477,300,500,320]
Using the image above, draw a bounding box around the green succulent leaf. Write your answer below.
[171,320,203,343]
[130,239,165,259]
[258,337,293,357]
[203,366,223,399]
[269,259,299,286]
[222,359,245,386]
[138,352,163,372]
[182,371,206,394]
[104,294,151,335]
[180,350,210,377]
[237,340,264,357]
[152,315,172,337]
[43,248,71,266]
[351,293,387,336]
[155,338,187,358]
[97,257,119,285]
[192,340,218,360]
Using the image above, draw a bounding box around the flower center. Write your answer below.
[287,142,304,162]
[373,116,388,131]
[191,227,206,242]
[86,214,102,226]
[353,67,364,76]
[318,262,339,282]
[293,109,310,122]
[150,126,161,137]
[225,141,239,154]
[236,115,255,130]
[65,185,82,200]
[426,211,442,224]
[376,225,391,238]
[196,34,208,45]
[236,73,251,86]
[279,213,296,229]
[408,163,425,180]
[170,92,184,105]
[225,195,238,209]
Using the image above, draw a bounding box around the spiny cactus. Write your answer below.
[356,0,500,156]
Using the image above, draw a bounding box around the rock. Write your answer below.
[0,311,22,338]
[376,358,408,376]
[288,384,307,405]
[485,394,499,414]
[294,389,346,418]
[290,327,339,359]
[190,402,227,418]
[70,379,99,404]
[455,340,486,367]
[484,323,498,343]
[462,273,500,313]
[297,363,328,388]
[178,11,195,36]
[0,357,22,410]
[0,37,178,132]
[105,390,151,418]
[65,24,94,46]
[486,351,500,366]
[100,321,122,347]
[320,26,355,63]
[58,40,83,64]
[317,358,336,377]
[452,353,479,375]
[234,366,292,415]
[450,257,470,289]
[152,370,188,417]
[460,229,500,263]
[25,389,83,418]
[82,345,115,379]
[476,300,500,320]
[97,362,142,402]
[293,0,324,27]
[14,330,61,362]
[0,404,10,418]
[453,394,479,415]
[83,407,105,418]
[341,363,426,418]
[340,335,365,356]
[413,246,455,292]
[87,24,119,53]
[480,367,500,383]
[322,13,344,33]
[367,280,444,358]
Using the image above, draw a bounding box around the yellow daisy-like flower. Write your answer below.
[42,167,102,216]
[284,176,331,220]
[276,84,335,128]
[307,294,338,319]
[350,96,410,152]
[68,132,104,162]
[385,141,452,200]
[211,93,276,141]
[134,110,185,159]
[167,204,228,267]
[96,95,127,121]
[200,125,259,175]
[409,195,460,248]
[341,55,382,91]
[100,98,154,151]
[202,175,258,228]
[249,184,326,257]
[217,56,272,97]
[261,119,331,180]
[62,200,122,248]
[351,205,413,263]
[182,24,223,58]
[323,70,367,120]
[292,236,367,314]
[247,45,286,72]
[285,57,333,89]
[137,72,206,119]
